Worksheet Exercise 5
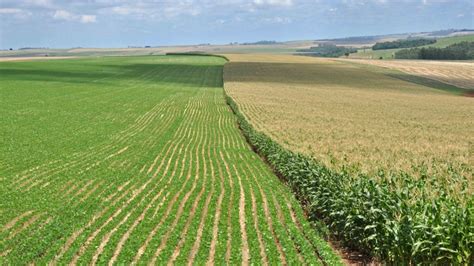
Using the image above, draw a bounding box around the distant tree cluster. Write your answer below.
[372,38,436,50]
[242,40,279,45]
[297,44,357,57]
[395,41,474,60]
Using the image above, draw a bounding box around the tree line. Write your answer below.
[395,41,474,60]
[297,44,357,57]
[372,38,436,50]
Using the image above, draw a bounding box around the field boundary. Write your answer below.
[222,71,473,263]
[165,52,230,62]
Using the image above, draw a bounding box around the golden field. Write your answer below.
[340,59,474,90]
[223,54,473,189]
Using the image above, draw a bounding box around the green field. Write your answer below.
[350,34,474,59]
[0,45,298,58]
[0,56,340,264]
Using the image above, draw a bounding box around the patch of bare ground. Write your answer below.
[328,239,377,265]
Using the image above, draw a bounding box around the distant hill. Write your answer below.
[314,29,474,47]
[346,32,474,59]
[427,29,474,37]
[241,40,280,45]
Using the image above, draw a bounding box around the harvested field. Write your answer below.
[223,54,473,187]
[342,59,474,90]
[0,55,340,264]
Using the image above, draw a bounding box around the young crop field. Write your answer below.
[223,54,473,262]
[0,55,340,264]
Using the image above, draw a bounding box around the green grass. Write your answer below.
[0,55,340,264]
[430,34,474,47]
[350,34,474,59]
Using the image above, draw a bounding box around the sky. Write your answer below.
[0,0,472,49]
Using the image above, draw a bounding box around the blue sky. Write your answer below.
[0,0,472,49]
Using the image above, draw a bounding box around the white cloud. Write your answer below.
[0,8,24,14]
[80,14,96,23]
[106,2,201,20]
[53,9,96,23]
[0,8,32,18]
[253,0,293,6]
[419,0,450,5]
[164,5,201,17]
[111,6,141,15]
[24,0,54,8]
[261,16,292,24]
[53,10,74,20]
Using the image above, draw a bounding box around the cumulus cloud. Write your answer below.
[260,16,292,24]
[110,6,145,15]
[24,0,54,8]
[0,8,32,18]
[420,0,452,5]
[53,10,74,20]
[80,14,97,23]
[253,0,293,6]
[105,1,201,20]
[1,0,472,48]
[0,8,25,14]
[53,9,96,23]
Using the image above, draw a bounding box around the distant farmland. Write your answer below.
[349,34,474,59]
[224,54,473,263]
[0,56,339,264]
[339,59,474,90]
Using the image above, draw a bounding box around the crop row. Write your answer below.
[225,94,473,264]
[0,55,340,264]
